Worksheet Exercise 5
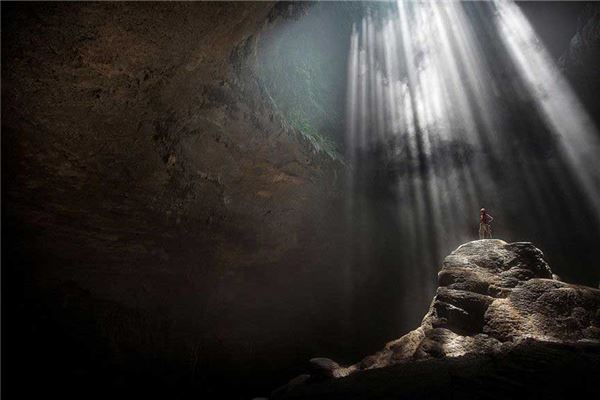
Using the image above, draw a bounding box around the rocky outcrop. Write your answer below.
[274,240,600,398]
[347,240,600,372]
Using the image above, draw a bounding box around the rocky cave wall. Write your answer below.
[2,2,350,397]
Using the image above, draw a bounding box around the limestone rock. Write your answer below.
[284,240,600,386]
[309,358,353,379]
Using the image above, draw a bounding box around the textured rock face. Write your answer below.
[351,240,600,371]
[560,5,600,82]
[276,240,600,396]
[275,339,600,400]
[560,4,600,124]
[2,2,347,397]
[2,2,341,296]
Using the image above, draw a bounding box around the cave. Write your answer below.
[2,1,600,399]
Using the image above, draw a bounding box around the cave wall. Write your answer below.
[560,4,600,126]
[2,2,349,397]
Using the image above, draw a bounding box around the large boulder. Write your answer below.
[274,240,600,397]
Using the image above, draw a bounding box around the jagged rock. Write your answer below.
[375,240,598,364]
[274,240,600,398]
[308,358,351,379]
[272,339,600,399]
[349,240,600,368]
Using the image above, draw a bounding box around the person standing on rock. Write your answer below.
[479,208,493,239]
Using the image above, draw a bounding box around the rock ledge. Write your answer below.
[274,240,600,398]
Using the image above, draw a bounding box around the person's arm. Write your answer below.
[488,215,494,223]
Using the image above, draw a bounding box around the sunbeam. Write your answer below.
[494,0,600,225]
[345,0,600,316]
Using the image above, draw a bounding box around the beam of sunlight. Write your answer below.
[493,0,600,225]
[344,0,600,322]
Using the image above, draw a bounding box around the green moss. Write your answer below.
[256,7,349,161]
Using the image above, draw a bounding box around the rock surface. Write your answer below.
[2,2,348,398]
[560,4,600,125]
[275,240,600,398]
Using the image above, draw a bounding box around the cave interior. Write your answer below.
[2,1,600,399]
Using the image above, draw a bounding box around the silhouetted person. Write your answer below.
[479,208,493,239]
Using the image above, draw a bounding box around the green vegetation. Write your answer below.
[257,8,350,160]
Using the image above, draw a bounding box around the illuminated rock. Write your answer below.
[354,240,599,369]
[275,240,600,398]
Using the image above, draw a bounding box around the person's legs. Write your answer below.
[479,223,485,239]
[485,224,492,239]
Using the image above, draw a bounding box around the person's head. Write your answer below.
[480,208,486,215]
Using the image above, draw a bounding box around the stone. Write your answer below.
[275,240,600,398]
[309,358,342,379]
